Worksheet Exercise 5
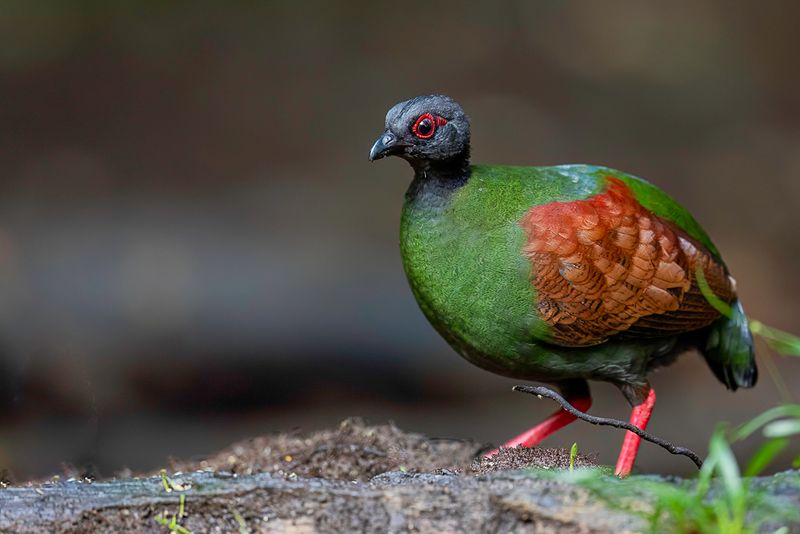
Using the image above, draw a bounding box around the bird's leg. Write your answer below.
[614,385,656,477]
[484,380,591,458]
[513,384,702,469]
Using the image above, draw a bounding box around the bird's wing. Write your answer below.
[520,177,734,347]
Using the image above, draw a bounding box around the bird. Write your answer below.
[368,94,757,476]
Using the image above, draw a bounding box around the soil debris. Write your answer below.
[169,417,595,480]
[471,444,596,475]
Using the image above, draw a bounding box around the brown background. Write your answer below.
[0,1,798,478]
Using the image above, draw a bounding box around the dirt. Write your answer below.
[168,417,596,480]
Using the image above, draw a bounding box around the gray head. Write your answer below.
[368,95,470,168]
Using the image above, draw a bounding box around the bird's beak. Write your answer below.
[369,130,404,161]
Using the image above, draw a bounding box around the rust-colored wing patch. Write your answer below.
[520,177,734,347]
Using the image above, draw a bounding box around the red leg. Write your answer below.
[614,388,656,477]
[484,396,592,458]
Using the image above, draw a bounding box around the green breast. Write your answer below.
[400,165,601,373]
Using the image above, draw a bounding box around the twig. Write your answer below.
[512,385,704,470]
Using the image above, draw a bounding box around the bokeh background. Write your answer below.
[0,1,798,479]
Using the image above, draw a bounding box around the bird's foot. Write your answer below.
[513,385,703,473]
[483,395,592,458]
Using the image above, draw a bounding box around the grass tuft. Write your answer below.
[569,405,800,533]
[154,469,192,533]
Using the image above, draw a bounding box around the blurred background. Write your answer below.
[0,0,798,479]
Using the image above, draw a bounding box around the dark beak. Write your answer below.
[369,130,404,161]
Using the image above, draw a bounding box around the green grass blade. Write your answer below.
[744,438,789,477]
[695,265,733,318]
[709,426,746,511]
[763,419,800,438]
[732,405,800,441]
[749,320,800,356]
[697,265,800,357]
[569,442,578,472]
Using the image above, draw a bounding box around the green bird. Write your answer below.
[369,95,756,476]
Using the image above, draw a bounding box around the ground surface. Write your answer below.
[168,417,596,479]
[0,419,797,533]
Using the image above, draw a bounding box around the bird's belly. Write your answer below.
[400,222,569,380]
[406,262,680,384]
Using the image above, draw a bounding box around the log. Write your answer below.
[0,419,797,532]
[0,469,642,533]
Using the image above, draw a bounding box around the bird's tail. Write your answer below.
[702,299,758,390]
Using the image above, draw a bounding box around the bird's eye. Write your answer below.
[412,114,436,139]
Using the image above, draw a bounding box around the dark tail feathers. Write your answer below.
[702,300,757,390]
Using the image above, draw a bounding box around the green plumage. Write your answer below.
[400,164,749,387]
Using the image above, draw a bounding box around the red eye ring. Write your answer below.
[412,114,435,139]
[412,113,447,139]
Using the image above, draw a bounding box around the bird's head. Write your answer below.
[368,95,470,170]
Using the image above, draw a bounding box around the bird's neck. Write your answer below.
[405,151,471,209]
